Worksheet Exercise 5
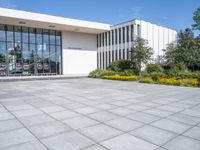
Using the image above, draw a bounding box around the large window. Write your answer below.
[119,28,121,44]
[0,24,61,76]
[127,26,129,42]
[131,25,134,42]
[123,27,125,43]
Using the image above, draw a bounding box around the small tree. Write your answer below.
[164,28,200,70]
[130,37,153,73]
[192,7,200,31]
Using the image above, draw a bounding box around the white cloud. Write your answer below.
[0,0,17,8]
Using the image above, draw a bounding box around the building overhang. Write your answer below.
[0,7,111,34]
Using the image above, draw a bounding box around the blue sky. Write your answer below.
[0,0,199,34]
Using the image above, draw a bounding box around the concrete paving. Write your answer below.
[0,78,200,150]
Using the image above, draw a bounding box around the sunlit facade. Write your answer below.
[0,7,177,76]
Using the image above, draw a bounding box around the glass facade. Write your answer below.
[0,24,62,76]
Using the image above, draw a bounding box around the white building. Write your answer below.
[0,7,177,76]
[97,20,177,69]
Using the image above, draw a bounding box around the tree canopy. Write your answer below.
[164,28,200,70]
[192,7,200,30]
[130,37,153,72]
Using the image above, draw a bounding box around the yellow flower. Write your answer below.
[102,75,138,81]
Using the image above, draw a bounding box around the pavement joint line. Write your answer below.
[25,99,102,149]
[0,104,50,150]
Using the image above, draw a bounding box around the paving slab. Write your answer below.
[63,115,99,129]
[28,121,72,138]
[151,119,191,134]
[105,118,144,132]
[0,128,36,149]
[41,131,94,150]
[131,125,177,145]
[0,119,23,133]
[3,141,47,150]
[127,112,161,124]
[101,134,158,150]
[163,135,200,150]
[79,124,122,142]
[183,126,200,141]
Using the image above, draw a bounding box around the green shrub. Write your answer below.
[89,69,117,78]
[176,71,193,79]
[147,64,164,73]
[150,72,166,81]
[107,60,132,71]
[165,70,198,79]
[165,63,188,78]
[119,69,136,76]
[139,77,154,83]
[140,70,149,77]
[170,63,187,71]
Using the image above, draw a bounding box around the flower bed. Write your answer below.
[102,75,199,88]
[102,75,139,81]
[157,78,179,86]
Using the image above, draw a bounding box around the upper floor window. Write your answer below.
[112,30,114,45]
[119,28,121,44]
[127,26,129,42]
[105,32,107,46]
[137,24,141,37]
[108,32,111,45]
[131,25,134,42]
[123,27,125,43]
[115,29,117,44]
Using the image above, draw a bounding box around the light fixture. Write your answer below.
[49,25,55,28]
[19,21,26,24]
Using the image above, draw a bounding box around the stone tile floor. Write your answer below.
[0,78,200,150]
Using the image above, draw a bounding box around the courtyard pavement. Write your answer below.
[0,78,200,150]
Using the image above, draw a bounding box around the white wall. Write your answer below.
[62,31,97,75]
[139,20,177,61]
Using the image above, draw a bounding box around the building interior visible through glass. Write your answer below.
[0,24,61,76]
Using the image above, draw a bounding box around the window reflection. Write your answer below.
[0,24,61,76]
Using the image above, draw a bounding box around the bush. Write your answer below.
[175,71,193,79]
[147,64,164,73]
[139,77,154,83]
[102,75,138,81]
[119,69,136,76]
[107,60,132,71]
[170,63,187,71]
[157,78,179,86]
[140,70,149,77]
[165,70,198,79]
[150,72,166,81]
[89,69,117,78]
[165,63,188,78]
[179,79,199,87]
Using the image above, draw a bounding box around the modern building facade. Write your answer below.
[0,7,177,76]
[97,20,177,69]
